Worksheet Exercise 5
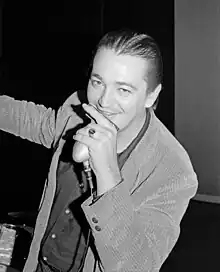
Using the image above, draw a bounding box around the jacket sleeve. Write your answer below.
[81,153,198,272]
[0,95,55,148]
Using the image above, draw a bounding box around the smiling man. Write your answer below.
[0,29,198,272]
[87,48,159,153]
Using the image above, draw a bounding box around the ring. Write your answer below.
[88,128,96,137]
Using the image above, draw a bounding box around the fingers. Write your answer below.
[82,103,118,132]
[82,103,105,125]
[73,131,94,147]
[87,123,112,135]
[73,122,112,151]
[75,123,109,139]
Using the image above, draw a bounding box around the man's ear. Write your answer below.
[145,84,162,108]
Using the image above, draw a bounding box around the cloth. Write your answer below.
[0,92,82,271]
[38,161,89,271]
[37,109,151,272]
[80,107,198,272]
[0,91,198,272]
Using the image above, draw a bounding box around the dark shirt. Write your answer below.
[39,160,90,271]
[38,110,150,272]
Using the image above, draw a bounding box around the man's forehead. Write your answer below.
[93,48,144,64]
[92,49,148,75]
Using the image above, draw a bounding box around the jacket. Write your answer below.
[0,91,198,271]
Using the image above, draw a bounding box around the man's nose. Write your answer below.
[98,88,113,107]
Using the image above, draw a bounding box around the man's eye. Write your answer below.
[119,88,131,94]
[91,79,102,87]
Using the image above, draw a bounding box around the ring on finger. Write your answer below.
[88,128,96,137]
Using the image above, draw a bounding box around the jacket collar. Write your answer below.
[53,91,83,149]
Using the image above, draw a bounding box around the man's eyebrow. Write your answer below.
[115,81,137,91]
[90,73,103,81]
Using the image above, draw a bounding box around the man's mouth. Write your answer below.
[95,106,120,131]
[96,108,117,117]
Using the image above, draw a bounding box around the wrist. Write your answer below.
[96,171,122,196]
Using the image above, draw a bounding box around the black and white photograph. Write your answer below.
[0,0,219,271]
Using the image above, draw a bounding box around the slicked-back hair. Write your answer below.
[89,29,163,92]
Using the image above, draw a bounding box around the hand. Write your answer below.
[73,103,122,195]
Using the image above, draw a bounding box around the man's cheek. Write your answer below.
[87,92,96,104]
[89,90,100,102]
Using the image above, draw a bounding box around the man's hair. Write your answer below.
[91,29,163,92]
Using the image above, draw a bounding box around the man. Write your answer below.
[0,29,198,271]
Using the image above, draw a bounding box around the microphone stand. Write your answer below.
[83,160,95,198]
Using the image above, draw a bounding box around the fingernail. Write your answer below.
[85,113,92,119]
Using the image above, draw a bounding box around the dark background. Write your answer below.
[0,0,174,213]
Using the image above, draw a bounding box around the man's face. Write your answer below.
[87,48,152,132]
